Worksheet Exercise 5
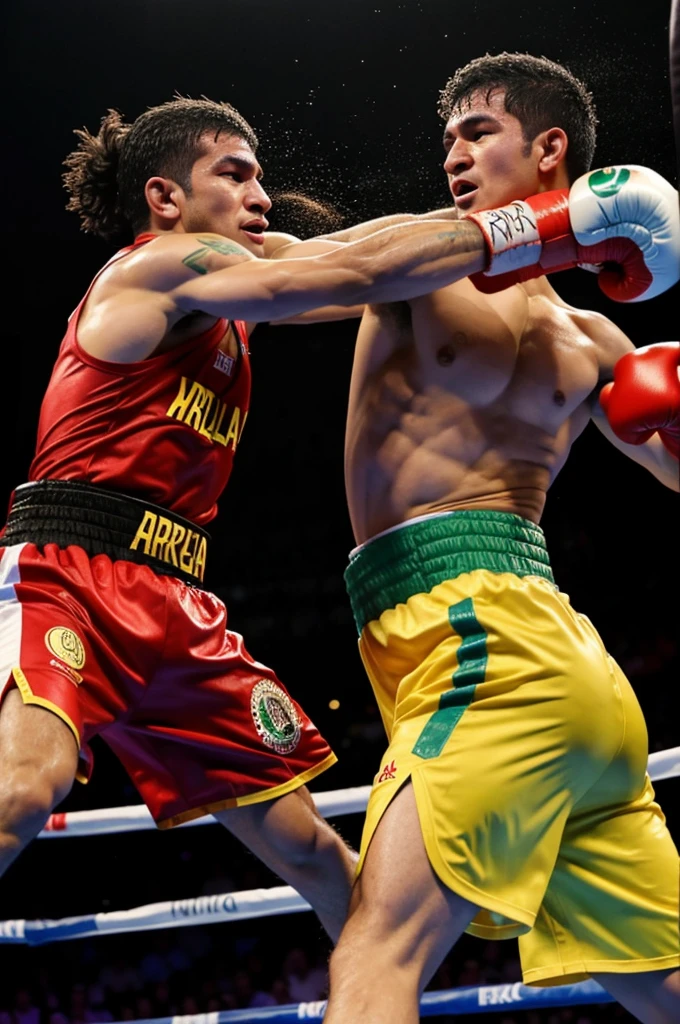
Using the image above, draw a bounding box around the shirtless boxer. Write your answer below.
[312,54,680,1021]
[4,94,669,946]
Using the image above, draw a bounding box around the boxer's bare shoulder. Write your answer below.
[565,303,636,382]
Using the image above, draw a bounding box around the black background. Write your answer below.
[2,0,678,1012]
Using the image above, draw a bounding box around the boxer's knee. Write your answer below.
[0,769,68,842]
[0,689,77,840]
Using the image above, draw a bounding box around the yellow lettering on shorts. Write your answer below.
[165,522,185,567]
[130,511,157,555]
[194,536,207,581]
[150,516,173,560]
[129,509,204,580]
[180,529,199,575]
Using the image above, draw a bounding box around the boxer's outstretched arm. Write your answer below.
[318,206,459,242]
[172,218,486,323]
[174,164,677,321]
[265,206,460,258]
[261,210,461,323]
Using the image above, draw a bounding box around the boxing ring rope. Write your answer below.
[99,979,617,1022]
[37,784,373,838]
[1,746,677,948]
[33,745,680,839]
[3,748,676,1022]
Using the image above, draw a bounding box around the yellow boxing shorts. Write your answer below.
[344,510,679,986]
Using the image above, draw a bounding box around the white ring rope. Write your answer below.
[0,884,308,943]
[1,745,676,946]
[38,746,679,839]
[38,786,372,838]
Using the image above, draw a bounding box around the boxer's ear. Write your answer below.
[145,176,183,227]
[534,128,568,175]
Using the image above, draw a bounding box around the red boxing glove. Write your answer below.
[599,342,680,459]
[467,165,680,302]
[466,189,574,293]
[466,189,651,298]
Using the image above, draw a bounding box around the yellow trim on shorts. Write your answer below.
[156,751,339,829]
[11,666,88,783]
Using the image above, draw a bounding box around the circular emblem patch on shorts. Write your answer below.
[45,627,86,670]
[250,680,301,755]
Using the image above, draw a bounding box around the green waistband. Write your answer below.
[344,511,554,634]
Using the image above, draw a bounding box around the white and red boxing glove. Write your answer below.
[466,165,680,302]
[599,342,680,459]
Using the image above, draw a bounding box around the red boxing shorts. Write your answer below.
[0,542,336,828]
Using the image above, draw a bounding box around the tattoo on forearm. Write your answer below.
[438,222,484,251]
[182,236,249,275]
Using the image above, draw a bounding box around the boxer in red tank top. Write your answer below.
[0,97,370,941]
[30,233,252,525]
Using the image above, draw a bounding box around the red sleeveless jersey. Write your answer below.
[28,235,251,526]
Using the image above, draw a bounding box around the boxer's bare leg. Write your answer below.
[593,969,680,1024]
[0,688,77,876]
[216,785,357,942]
[324,783,478,1024]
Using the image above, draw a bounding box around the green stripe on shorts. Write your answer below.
[412,597,487,759]
[345,510,554,634]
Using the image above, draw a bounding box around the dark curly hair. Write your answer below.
[438,52,598,182]
[62,96,258,241]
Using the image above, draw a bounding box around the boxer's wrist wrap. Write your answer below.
[1,480,210,586]
[468,201,542,275]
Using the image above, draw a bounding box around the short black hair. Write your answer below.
[438,52,598,182]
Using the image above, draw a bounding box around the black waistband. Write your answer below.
[2,480,210,587]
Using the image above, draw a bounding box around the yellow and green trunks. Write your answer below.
[345,511,679,986]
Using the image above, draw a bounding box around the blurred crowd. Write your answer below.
[0,922,640,1024]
